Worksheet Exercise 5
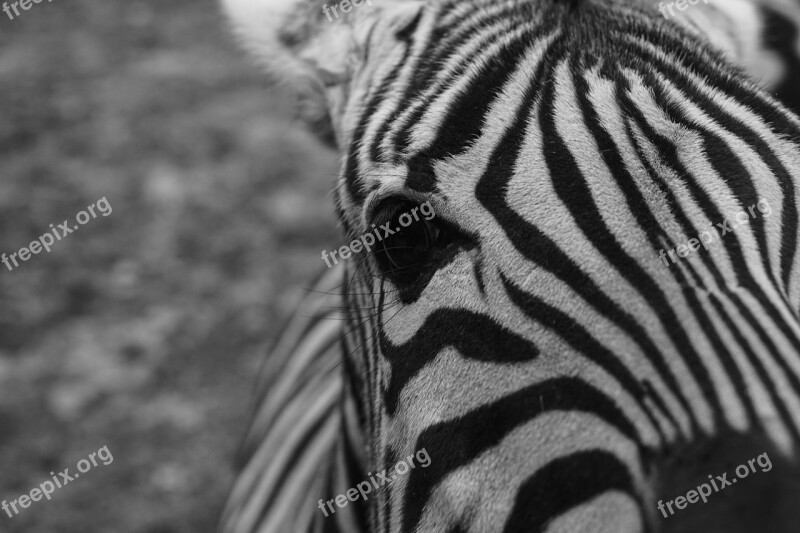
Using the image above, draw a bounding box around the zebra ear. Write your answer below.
[222,0,422,147]
[670,0,787,90]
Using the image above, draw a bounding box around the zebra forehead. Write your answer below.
[341,56,730,218]
[335,1,750,207]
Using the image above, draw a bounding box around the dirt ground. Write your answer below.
[0,1,340,531]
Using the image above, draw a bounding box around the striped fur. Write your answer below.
[218,265,367,532]
[221,0,800,532]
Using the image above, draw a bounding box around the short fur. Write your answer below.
[221,1,800,532]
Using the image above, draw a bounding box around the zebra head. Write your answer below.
[224,0,800,531]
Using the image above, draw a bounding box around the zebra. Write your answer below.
[218,0,800,531]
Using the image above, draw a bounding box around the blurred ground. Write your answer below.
[0,1,340,531]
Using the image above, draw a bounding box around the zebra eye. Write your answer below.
[371,201,439,284]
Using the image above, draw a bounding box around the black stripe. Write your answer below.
[370,2,523,162]
[619,16,800,138]
[637,65,787,301]
[502,450,640,533]
[630,65,800,358]
[403,32,536,193]
[379,307,540,415]
[476,45,699,435]
[251,400,339,529]
[402,378,641,532]
[707,293,800,442]
[544,60,716,430]
[342,13,422,205]
[621,87,769,440]
[503,275,653,426]
[620,35,800,295]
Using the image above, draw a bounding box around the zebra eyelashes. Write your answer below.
[367,198,454,286]
[370,200,437,284]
